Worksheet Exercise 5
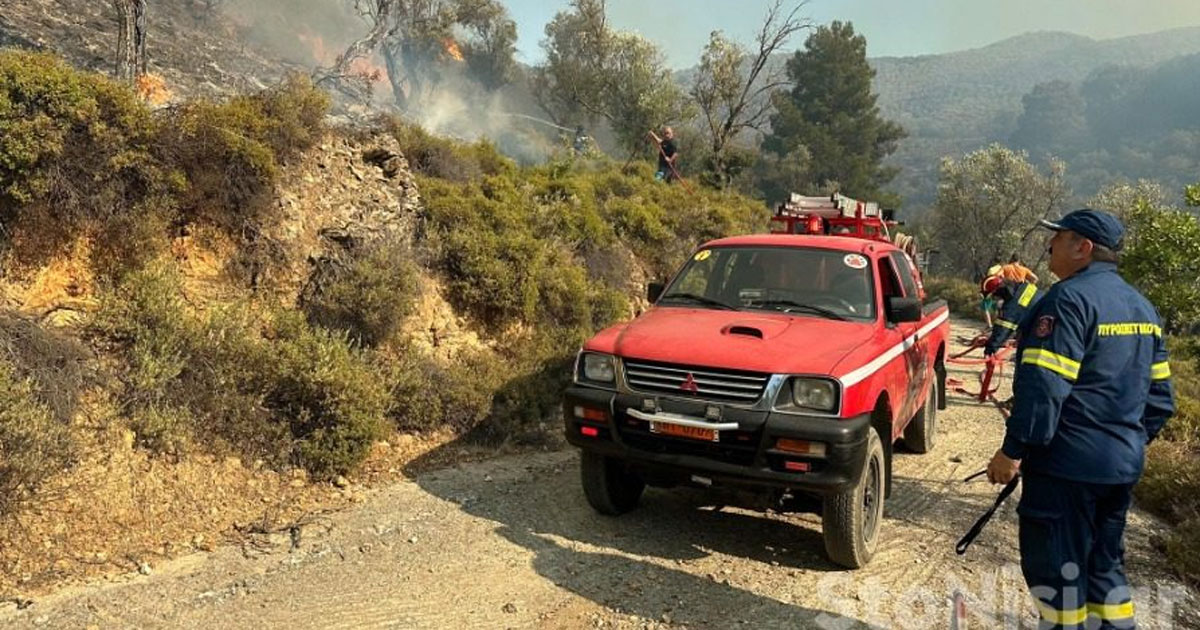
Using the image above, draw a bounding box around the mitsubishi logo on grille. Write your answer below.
[680,373,699,394]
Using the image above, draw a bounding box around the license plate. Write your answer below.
[650,421,718,442]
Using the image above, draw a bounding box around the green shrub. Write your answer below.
[1,52,329,279]
[385,339,575,446]
[93,265,277,455]
[386,118,513,182]
[1161,394,1200,445]
[1165,519,1200,585]
[94,265,388,476]
[1137,441,1200,525]
[302,241,422,347]
[386,347,505,433]
[1122,199,1200,333]
[0,51,158,210]
[0,51,166,266]
[418,155,764,333]
[157,75,329,234]
[475,350,575,446]
[408,135,766,445]
[0,311,92,424]
[266,311,390,477]
[923,275,983,321]
[0,360,74,515]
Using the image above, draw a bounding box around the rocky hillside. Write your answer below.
[0,0,301,100]
[0,18,766,592]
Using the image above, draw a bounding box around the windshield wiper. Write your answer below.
[756,299,848,321]
[659,292,738,311]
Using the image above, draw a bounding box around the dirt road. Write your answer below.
[2,320,1196,629]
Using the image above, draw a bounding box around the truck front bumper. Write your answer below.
[563,385,872,495]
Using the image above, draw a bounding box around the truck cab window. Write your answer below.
[877,257,902,299]
[889,252,920,299]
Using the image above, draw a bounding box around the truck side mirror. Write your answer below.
[647,282,665,303]
[886,296,922,324]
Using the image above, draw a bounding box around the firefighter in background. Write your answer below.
[979,274,1042,357]
[980,263,1004,326]
[649,126,679,182]
[987,209,1175,630]
[572,125,590,154]
[1001,252,1040,285]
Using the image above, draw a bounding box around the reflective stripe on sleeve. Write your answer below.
[994,319,1018,330]
[1151,361,1171,381]
[1021,348,1082,381]
[1018,284,1038,307]
[1086,601,1135,621]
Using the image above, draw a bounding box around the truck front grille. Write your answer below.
[622,360,771,404]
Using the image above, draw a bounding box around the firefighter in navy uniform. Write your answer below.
[987,209,1175,630]
[979,274,1043,357]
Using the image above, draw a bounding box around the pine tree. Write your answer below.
[759,21,905,204]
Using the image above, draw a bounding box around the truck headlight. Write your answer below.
[787,378,839,413]
[580,353,616,384]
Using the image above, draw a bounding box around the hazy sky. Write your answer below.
[506,0,1200,67]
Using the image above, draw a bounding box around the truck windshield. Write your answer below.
[660,247,876,321]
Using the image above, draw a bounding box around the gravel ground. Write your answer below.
[2,319,1195,629]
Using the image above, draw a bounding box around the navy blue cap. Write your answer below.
[1039,209,1125,251]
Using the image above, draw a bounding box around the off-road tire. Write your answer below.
[580,451,644,515]
[902,379,938,453]
[822,429,886,569]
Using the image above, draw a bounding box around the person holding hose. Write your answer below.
[649,126,679,183]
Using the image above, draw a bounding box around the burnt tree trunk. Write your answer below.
[112,0,147,82]
[381,43,411,112]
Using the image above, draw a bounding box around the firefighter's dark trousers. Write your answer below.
[1018,471,1137,629]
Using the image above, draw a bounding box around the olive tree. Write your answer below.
[1120,184,1200,333]
[533,0,690,157]
[691,1,811,188]
[929,144,1069,278]
[320,0,517,109]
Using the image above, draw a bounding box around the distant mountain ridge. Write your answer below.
[676,25,1200,211]
[869,25,1200,212]
[872,26,1200,138]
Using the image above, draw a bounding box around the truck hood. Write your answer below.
[586,306,876,375]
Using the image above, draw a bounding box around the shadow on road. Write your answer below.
[405,440,886,629]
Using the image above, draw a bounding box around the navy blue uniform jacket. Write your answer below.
[986,282,1042,355]
[1002,262,1175,484]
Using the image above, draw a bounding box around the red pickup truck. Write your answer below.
[563,234,949,568]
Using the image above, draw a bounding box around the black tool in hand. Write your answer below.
[956,473,1021,555]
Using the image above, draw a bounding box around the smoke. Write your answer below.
[407,74,562,165]
[220,0,563,163]
[224,0,363,67]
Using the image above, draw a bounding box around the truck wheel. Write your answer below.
[902,379,938,454]
[580,451,645,515]
[822,429,885,569]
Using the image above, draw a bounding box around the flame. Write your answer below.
[441,37,464,62]
[298,29,385,85]
[298,30,336,65]
[136,73,172,106]
[348,58,385,84]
